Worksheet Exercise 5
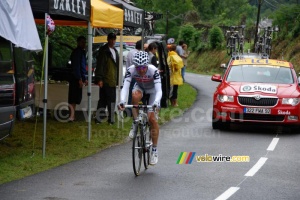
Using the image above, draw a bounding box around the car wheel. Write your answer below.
[212,119,230,130]
[220,122,230,130]
[212,120,221,129]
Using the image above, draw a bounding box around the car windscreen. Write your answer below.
[0,37,13,74]
[0,37,12,62]
[226,65,294,84]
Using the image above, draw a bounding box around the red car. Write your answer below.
[211,58,300,130]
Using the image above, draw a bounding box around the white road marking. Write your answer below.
[215,187,240,200]
[267,138,279,151]
[245,157,268,177]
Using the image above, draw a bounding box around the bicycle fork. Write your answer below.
[138,112,152,152]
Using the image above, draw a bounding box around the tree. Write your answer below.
[271,4,300,38]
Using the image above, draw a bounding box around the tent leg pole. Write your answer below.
[118,29,124,129]
[87,22,93,141]
[43,13,49,158]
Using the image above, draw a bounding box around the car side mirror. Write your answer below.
[211,74,222,82]
[220,63,226,68]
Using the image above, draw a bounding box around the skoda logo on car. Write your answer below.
[242,85,251,92]
[254,95,261,100]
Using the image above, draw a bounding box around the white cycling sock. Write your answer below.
[152,146,157,152]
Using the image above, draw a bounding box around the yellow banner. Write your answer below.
[93,36,142,43]
[232,58,290,67]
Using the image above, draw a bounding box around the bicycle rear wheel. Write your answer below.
[132,124,142,176]
[143,123,152,169]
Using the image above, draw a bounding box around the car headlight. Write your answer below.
[217,95,234,102]
[282,98,300,106]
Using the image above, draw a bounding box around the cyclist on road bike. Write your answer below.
[118,51,162,165]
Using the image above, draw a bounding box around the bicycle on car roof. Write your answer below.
[226,25,245,57]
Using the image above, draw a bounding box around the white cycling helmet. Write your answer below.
[133,51,149,66]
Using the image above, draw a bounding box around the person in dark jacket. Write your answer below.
[148,42,158,68]
[94,33,119,124]
[68,35,87,122]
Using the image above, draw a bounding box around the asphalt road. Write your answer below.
[0,73,299,200]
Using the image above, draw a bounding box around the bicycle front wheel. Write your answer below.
[132,124,143,176]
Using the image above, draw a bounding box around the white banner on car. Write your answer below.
[240,84,277,94]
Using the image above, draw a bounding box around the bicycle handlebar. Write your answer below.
[124,105,153,109]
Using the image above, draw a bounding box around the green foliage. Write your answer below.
[190,29,205,52]
[133,0,300,43]
[209,26,224,49]
[292,22,300,38]
[271,5,300,39]
[193,0,256,26]
[260,0,299,14]
[187,49,229,74]
[178,24,197,47]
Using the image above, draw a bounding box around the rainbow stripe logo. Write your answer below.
[176,152,196,164]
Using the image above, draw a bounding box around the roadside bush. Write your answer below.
[190,28,205,52]
[208,26,224,49]
[178,23,197,47]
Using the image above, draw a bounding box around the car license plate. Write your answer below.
[244,107,271,114]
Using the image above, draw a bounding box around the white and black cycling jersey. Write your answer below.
[120,64,162,104]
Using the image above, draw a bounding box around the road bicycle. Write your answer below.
[264,27,274,58]
[226,25,245,56]
[255,26,278,58]
[255,36,264,55]
[239,25,246,54]
[123,104,153,176]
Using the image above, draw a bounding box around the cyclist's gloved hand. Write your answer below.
[118,102,126,111]
[152,101,159,110]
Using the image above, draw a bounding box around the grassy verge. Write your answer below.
[0,83,196,184]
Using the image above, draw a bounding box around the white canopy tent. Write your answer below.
[0,0,42,51]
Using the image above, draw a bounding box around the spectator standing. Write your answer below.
[167,44,184,107]
[176,41,188,83]
[181,43,190,82]
[144,43,149,52]
[68,36,87,122]
[148,42,158,68]
[94,33,119,124]
[176,40,184,57]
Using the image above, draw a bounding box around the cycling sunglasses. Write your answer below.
[135,65,148,70]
